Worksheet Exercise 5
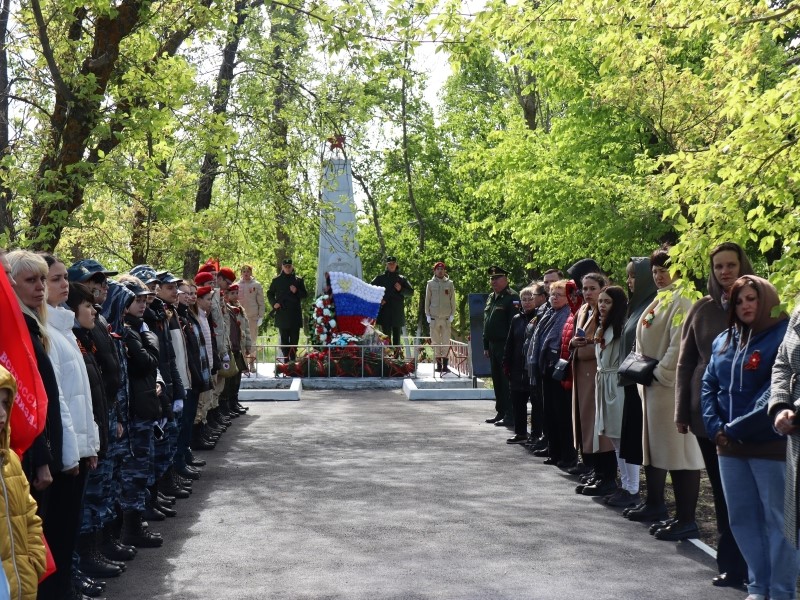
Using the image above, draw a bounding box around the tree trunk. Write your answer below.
[184,0,252,278]
[0,0,13,240]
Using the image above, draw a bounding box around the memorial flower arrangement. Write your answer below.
[284,276,412,377]
[310,294,337,345]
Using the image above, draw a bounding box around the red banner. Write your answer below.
[0,270,47,457]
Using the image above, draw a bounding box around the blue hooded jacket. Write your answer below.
[701,276,788,444]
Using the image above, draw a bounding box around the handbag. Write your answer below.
[617,351,658,386]
[217,353,239,379]
[551,350,574,382]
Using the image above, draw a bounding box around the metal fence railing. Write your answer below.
[248,337,472,379]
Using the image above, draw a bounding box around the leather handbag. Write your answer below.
[551,358,570,381]
[617,351,658,386]
[551,350,574,382]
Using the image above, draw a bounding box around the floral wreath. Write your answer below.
[310,294,337,345]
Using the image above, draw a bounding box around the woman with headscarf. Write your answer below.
[618,257,657,508]
[702,276,796,600]
[625,247,703,543]
[676,242,752,587]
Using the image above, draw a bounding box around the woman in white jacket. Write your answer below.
[39,253,100,600]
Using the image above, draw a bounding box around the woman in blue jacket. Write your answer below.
[701,275,799,600]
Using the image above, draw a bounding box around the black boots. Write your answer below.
[121,510,163,548]
[77,532,123,578]
[100,523,136,561]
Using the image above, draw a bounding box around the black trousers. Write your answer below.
[529,383,544,439]
[697,435,747,578]
[37,463,89,599]
[489,343,511,420]
[510,388,529,437]
[542,374,575,463]
[278,327,300,360]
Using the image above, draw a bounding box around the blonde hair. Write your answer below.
[6,250,50,351]
[549,279,568,294]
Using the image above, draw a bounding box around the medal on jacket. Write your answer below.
[744,350,761,371]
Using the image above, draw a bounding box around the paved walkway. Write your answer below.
[106,391,745,600]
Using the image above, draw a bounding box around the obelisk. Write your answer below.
[316,146,363,295]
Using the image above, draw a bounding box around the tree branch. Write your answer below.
[29,0,74,102]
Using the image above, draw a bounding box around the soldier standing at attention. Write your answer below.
[372,256,414,347]
[425,261,456,372]
[267,258,308,361]
[483,265,520,427]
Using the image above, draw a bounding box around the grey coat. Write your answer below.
[768,307,800,547]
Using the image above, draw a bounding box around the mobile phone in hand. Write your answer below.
[576,327,586,338]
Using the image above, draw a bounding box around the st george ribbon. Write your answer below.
[316,154,363,295]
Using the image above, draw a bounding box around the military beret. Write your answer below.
[194,272,214,285]
[218,267,236,282]
[433,261,446,270]
[227,283,239,292]
[196,286,213,298]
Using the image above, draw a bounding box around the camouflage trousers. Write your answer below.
[118,416,154,512]
[80,410,124,534]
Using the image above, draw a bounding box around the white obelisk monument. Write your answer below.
[316,150,363,295]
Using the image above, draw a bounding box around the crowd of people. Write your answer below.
[487,244,800,600]
[0,251,262,600]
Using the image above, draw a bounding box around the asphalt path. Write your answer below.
[105,390,745,600]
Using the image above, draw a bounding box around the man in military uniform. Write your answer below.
[483,265,520,427]
[267,258,308,361]
[425,261,456,372]
[371,256,414,347]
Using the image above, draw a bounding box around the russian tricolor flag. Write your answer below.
[329,272,384,335]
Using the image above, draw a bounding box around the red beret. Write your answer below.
[197,286,213,297]
[227,283,239,292]
[197,264,216,274]
[194,272,214,285]
[433,261,446,269]
[218,267,236,282]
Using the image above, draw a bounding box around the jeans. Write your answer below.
[719,455,800,600]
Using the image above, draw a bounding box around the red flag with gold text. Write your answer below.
[0,270,47,457]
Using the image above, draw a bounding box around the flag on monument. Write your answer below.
[0,270,48,457]
[328,272,384,335]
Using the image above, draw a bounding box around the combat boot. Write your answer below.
[77,533,122,578]
[185,448,206,467]
[435,358,442,372]
[100,524,136,561]
[158,469,190,499]
[176,463,200,480]
[121,510,163,548]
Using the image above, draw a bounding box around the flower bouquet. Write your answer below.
[283,275,412,377]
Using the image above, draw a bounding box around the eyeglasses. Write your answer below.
[520,297,535,302]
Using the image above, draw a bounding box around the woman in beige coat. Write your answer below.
[571,273,617,496]
[625,247,704,542]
